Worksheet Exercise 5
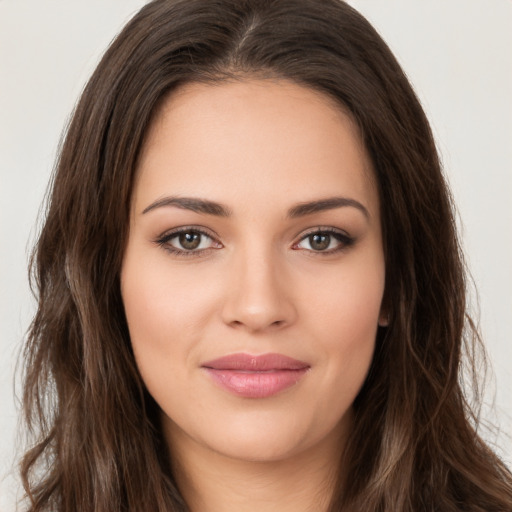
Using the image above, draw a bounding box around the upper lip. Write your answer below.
[202,353,310,371]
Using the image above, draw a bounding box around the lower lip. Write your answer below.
[203,368,309,398]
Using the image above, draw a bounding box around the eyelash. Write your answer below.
[292,227,355,254]
[154,226,355,258]
[154,227,221,258]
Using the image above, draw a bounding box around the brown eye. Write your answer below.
[157,228,220,254]
[179,232,202,250]
[309,233,331,251]
[294,229,354,254]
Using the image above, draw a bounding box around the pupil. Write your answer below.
[179,232,201,250]
[310,233,330,251]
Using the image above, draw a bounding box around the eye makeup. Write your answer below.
[153,224,356,258]
[292,227,355,254]
[154,226,222,258]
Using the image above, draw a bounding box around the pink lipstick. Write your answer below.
[201,353,310,398]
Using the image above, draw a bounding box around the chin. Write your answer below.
[175,405,349,465]
[209,430,307,463]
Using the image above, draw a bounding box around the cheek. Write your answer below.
[304,254,384,392]
[309,305,379,435]
[305,251,385,340]
[120,249,220,393]
[319,296,379,386]
[122,249,218,338]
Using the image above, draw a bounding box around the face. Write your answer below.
[121,79,386,464]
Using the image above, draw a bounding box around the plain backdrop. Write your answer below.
[1,0,511,509]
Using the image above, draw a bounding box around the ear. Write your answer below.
[378,308,389,327]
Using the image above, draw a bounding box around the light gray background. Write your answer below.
[1,1,511,509]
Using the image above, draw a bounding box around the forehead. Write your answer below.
[135,79,378,218]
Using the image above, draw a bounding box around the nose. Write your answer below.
[220,246,297,333]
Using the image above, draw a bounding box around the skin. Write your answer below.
[121,79,386,512]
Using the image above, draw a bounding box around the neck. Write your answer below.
[165,422,347,512]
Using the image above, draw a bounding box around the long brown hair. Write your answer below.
[21,0,512,510]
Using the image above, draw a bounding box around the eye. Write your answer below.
[294,229,354,253]
[155,228,222,256]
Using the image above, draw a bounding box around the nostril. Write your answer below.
[227,318,287,331]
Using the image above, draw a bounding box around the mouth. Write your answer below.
[201,353,310,398]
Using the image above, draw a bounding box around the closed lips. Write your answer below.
[201,353,310,371]
[202,353,310,398]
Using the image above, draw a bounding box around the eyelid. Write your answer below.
[154,225,223,257]
[153,224,355,257]
[295,225,350,238]
[292,226,355,253]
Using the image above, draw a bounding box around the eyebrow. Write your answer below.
[142,196,232,216]
[142,195,369,219]
[287,197,369,219]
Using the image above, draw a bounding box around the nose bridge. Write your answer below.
[221,238,295,331]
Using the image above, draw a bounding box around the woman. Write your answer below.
[20,0,512,510]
